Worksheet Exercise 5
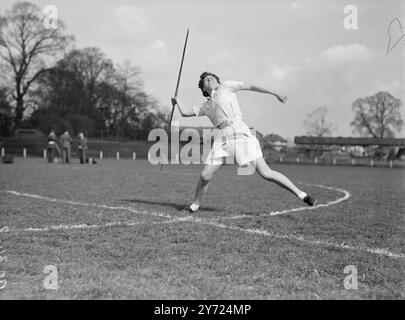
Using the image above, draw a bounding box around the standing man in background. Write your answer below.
[78,132,88,164]
[60,131,72,163]
[47,130,60,163]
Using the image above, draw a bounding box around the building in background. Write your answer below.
[263,133,287,152]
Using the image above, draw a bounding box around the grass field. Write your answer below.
[0,158,404,300]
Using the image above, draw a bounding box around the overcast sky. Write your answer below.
[2,0,404,138]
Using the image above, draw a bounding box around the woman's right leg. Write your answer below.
[255,157,304,197]
[190,163,223,210]
[254,157,317,206]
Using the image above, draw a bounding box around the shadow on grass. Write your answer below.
[121,198,220,212]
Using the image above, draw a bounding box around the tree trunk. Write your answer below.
[14,97,24,130]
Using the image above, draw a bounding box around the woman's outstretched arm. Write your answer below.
[239,83,287,104]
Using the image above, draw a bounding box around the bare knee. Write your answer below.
[200,171,213,183]
[257,166,275,180]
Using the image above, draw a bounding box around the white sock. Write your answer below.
[298,192,307,200]
[189,203,199,212]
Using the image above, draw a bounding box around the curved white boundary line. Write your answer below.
[163,171,352,220]
[216,182,351,220]
[3,190,404,260]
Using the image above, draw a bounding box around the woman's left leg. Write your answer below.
[254,157,306,199]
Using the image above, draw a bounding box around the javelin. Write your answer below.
[161,28,189,172]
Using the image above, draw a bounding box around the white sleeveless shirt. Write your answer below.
[193,80,244,127]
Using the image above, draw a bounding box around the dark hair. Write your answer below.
[198,72,220,97]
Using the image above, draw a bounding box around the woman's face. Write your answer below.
[203,75,219,92]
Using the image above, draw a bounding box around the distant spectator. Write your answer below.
[60,131,72,163]
[78,132,88,164]
[47,130,60,163]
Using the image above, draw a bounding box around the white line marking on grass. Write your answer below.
[146,215,405,259]
[201,221,405,260]
[3,190,201,233]
[4,190,404,260]
[12,219,183,233]
[165,172,352,220]
[5,190,173,219]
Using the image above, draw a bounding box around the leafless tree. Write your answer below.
[351,91,403,138]
[0,1,73,129]
[303,106,336,137]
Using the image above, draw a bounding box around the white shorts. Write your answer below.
[204,120,263,167]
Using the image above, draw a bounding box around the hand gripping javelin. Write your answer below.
[161,28,189,172]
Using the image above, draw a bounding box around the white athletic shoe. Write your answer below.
[182,204,199,213]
